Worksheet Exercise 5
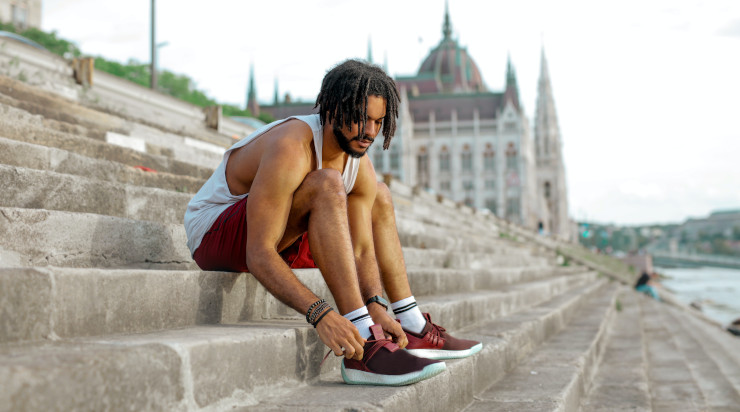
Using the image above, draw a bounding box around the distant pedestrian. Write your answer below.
[635,271,660,301]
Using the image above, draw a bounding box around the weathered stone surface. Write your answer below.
[0,341,183,411]
[0,207,193,269]
[0,268,53,342]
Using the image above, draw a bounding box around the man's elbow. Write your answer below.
[245,245,274,272]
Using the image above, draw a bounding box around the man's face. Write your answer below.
[332,95,386,158]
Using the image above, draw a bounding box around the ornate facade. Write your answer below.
[259,7,570,237]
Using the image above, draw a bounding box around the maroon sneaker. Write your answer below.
[403,313,482,360]
[342,324,446,385]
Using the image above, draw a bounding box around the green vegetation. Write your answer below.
[615,299,622,312]
[0,21,274,123]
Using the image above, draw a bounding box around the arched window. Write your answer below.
[417,146,429,188]
[506,142,517,170]
[484,143,495,171]
[439,146,450,172]
[461,144,472,172]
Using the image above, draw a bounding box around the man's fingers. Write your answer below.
[350,338,364,360]
[332,345,345,357]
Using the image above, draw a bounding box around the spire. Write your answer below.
[504,53,520,110]
[442,0,452,40]
[247,63,259,116]
[367,37,373,63]
[273,76,279,105]
[534,45,561,160]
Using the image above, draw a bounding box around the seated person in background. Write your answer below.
[635,271,660,301]
[184,59,481,386]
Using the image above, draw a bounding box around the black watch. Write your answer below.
[365,295,389,310]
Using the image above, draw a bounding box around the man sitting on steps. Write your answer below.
[184,59,481,386]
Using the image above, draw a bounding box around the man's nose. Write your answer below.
[364,121,379,137]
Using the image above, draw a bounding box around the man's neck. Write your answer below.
[321,122,348,171]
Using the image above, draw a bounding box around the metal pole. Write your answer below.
[150,0,157,89]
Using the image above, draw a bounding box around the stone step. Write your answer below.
[580,288,651,411]
[0,275,606,411]
[464,281,619,411]
[395,215,533,255]
[237,278,611,411]
[395,207,499,238]
[0,207,194,269]
[0,72,235,151]
[405,265,588,297]
[0,136,206,193]
[402,246,552,270]
[679,307,740,386]
[0,103,214,179]
[651,298,740,409]
[0,79,126,141]
[0,164,191,225]
[0,207,549,270]
[639,295,707,410]
[0,264,596,344]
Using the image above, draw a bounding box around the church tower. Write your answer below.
[534,46,570,239]
[246,63,259,116]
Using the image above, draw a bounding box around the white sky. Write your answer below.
[41,0,740,226]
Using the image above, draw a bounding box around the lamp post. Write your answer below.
[150,0,156,89]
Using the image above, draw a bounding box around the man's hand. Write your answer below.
[367,303,408,349]
[315,310,366,360]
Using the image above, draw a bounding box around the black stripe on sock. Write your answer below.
[393,302,418,314]
[350,314,371,323]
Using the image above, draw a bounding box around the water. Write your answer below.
[657,266,740,326]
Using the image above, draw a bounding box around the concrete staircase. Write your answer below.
[0,73,737,412]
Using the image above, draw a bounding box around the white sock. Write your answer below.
[391,296,426,334]
[343,306,374,340]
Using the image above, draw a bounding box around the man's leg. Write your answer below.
[280,170,444,384]
[371,181,482,360]
[278,169,366,319]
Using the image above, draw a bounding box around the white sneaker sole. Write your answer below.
[406,342,483,360]
[341,361,446,386]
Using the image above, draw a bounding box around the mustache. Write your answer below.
[348,134,374,143]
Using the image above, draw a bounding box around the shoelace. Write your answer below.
[426,323,447,347]
[319,336,392,367]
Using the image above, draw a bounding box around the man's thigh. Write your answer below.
[194,196,250,272]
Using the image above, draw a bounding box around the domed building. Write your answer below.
[259,6,570,238]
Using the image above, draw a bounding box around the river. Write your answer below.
[656,266,740,326]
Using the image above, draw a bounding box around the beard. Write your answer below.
[333,124,374,158]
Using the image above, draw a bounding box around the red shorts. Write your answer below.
[193,196,317,272]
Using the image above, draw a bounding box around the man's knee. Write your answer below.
[303,169,346,203]
[374,182,394,215]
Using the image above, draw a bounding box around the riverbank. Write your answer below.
[657,266,740,326]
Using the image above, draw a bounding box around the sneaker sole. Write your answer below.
[406,342,483,360]
[341,361,446,386]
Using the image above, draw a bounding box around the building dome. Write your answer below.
[417,9,485,94]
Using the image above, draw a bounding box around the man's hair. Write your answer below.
[315,59,400,150]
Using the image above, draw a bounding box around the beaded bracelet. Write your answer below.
[312,307,334,328]
[308,302,330,324]
[305,299,326,323]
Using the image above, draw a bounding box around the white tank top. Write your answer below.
[184,114,361,255]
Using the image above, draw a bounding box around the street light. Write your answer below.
[150,0,156,89]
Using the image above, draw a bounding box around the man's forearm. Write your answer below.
[247,249,319,315]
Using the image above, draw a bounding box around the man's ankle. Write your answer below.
[391,296,426,334]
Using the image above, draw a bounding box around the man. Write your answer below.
[184,59,481,386]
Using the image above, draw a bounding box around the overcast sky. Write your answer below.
[41,0,740,226]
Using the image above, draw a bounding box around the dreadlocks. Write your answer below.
[315,59,400,150]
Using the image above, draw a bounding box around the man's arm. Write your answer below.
[347,156,408,348]
[244,132,365,359]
